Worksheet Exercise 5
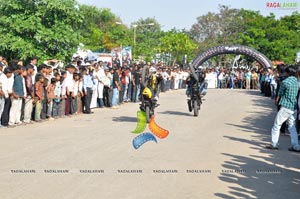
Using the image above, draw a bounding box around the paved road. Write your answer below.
[1,89,299,199]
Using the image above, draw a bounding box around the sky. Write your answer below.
[77,0,300,30]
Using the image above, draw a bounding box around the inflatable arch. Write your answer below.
[189,45,273,81]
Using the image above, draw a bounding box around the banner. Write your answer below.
[111,46,122,67]
[122,46,132,65]
[96,53,112,67]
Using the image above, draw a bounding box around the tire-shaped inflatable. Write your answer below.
[190,45,273,81]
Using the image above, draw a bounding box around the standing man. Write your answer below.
[65,64,76,115]
[244,69,251,89]
[131,65,141,102]
[9,65,24,126]
[111,68,121,109]
[82,68,95,114]
[239,68,245,89]
[266,66,300,152]
[1,68,13,127]
[217,68,225,88]
[102,68,112,107]
[0,63,8,128]
[0,56,7,70]
[23,65,35,124]
[94,61,105,108]
[122,68,130,102]
[27,56,38,84]
[34,74,44,122]
[127,66,133,102]
[251,69,259,90]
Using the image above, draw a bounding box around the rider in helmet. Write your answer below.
[142,65,162,107]
[148,66,161,99]
[198,66,208,96]
[186,66,207,97]
[197,66,206,83]
[142,87,153,99]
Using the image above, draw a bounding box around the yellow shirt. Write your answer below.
[251,73,258,80]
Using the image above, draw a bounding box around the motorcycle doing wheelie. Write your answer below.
[187,68,207,117]
[140,66,161,123]
[140,87,157,123]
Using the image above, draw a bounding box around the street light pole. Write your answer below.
[132,23,154,61]
[132,24,138,59]
[116,22,155,61]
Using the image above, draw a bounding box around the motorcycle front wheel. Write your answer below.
[146,106,150,123]
[193,100,199,117]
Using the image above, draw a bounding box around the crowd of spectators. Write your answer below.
[0,55,192,128]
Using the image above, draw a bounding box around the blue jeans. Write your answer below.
[135,84,141,102]
[128,83,132,101]
[123,84,129,101]
[199,82,207,96]
[239,79,244,89]
[47,100,53,117]
[112,88,119,106]
[52,101,60,117]
[230,77,235,89]
[271,84,276,99]
[217,80,222,88]
[157,83,161,98]
[271,107,300,149]
[165,80,171,91]
[178,79,183,89]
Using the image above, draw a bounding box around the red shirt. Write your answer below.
[35,81,44,100]
[47,84,55,99]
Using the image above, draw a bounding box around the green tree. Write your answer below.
[190,5,243,49]
[78,4,104,51]
[189,6,300,65]
[270,12,300,63]
[79,5,130,52]
[189,5,243,66]
[0,0,83,62]
[131,17,164,61]
[239,10,300,64]
[159,30,197,65]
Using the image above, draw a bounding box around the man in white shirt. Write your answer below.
[65,64,75,115]
[0,56,7,70]
[161,68,169,92]
[123,68,130,102]
[174,69,180,90]
[1,68,13,127]
[71,73,80,114]
[182,69,189,89]
[0,63,8,128]
[178,69,184,89]
[217,69,225,88]
[102,68,113,107]
[27,56,38,84]
[94,62,105,107]
[23,65,35,123]
[127,67,133,102]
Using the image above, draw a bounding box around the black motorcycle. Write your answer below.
[188,82,202,117]
[140,65,159,123]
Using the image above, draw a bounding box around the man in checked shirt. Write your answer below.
[266,66,300,152]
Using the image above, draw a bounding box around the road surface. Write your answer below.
[0,89,299,199]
